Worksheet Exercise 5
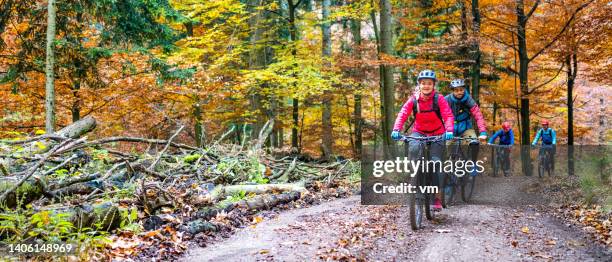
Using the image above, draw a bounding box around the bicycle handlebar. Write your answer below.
[449,137,481,143]
[487,144,513,148]
[400,135,445,143]
[531,144,555,148]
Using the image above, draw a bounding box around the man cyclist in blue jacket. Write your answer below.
[488,122,514,176]
[444,79,488,164]
[532,119,557,171]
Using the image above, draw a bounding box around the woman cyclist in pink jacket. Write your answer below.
[391,69,454,210]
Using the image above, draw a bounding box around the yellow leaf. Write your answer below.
[521,226,530,234]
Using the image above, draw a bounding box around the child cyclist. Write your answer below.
[391,69,454,211]
[444,79,488,163]
[488,121,514,176]
[532,119,557,170]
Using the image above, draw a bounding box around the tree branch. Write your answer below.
[525,0,541,20]
[528,63,565,94]
[481,32,518,51]
[528,0,595,62]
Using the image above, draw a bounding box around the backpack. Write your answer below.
[404,93,444,131]
[453,101,472,123]
[541,128,553,144]
[498,130,512,145]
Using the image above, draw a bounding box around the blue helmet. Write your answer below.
[450,79,466,89]
[417,70,436,82]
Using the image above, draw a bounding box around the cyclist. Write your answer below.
[488,121,514,176]
[532,119,557,170]
[444,79,488,163]
[391,69,454,211]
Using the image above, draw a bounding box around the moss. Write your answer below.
[0,178,44,208]
[183,154,202,164]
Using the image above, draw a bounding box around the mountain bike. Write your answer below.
[401,135,445,231]
[490,144,512,177]
[534,144,554,178]
[443,137,479,207]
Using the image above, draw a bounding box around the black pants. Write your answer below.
[496,147,511,173]
[405,132,445,189]
[539,145,556,170]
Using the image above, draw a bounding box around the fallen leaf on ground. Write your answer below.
[521,226,530,234]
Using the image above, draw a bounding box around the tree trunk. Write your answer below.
[321,0,333,160]
[379,0,396,157]
[516,0,532,176]
[45,0,57,134]
[247,0,267,138]
[471,0,481,103]
[351,19,363,159]
[71,80,81,122]
[288,0,300,151]
[460,0,470,78]
[492,102,498,125]
[193,100,204,147]
[566,52,577,176]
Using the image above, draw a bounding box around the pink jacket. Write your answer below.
[469,105,487,133]
[393,91,454,136]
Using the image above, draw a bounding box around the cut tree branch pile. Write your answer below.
[0,117,359,242]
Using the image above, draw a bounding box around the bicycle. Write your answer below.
[400,135,445,231]
[443,137,479,207]
[533,144,554,178]
[489,144,512,177]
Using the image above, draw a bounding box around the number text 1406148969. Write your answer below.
[0,243,74,256]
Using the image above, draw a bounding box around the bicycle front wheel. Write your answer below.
[409,176,424,230]
[538,158,544,178]
[442,174,456,207]
[461,175,476,202]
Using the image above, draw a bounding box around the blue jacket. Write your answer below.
[445,93,472,135]
[488,129,514,145]
[532,128,556,145]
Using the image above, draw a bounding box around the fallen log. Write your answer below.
[0,176,44,208]
[0,172,102,208]
[209,183,307,202]
[55,116,97,139]
[42,201,125,231]
[186,191,302,235]
[233,191,301,210]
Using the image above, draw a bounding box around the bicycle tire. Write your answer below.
[461,175,476,202]
[442,174,456,207]
[493,153,499,177]
[409,176,423,230]
[538,158,544,178]
[424,190,434,220]
[548,152,554,177]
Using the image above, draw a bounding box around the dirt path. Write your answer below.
[183,176,611,261]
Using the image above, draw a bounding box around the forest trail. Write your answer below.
[183,176,611,261]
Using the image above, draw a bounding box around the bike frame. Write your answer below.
[533,144,554,177]
[489,144,512,176]
[447,137,480,203]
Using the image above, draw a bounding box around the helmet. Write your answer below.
[450,79,466,89]
[502,121,511,131]
[417,70,436,82]
[541,119,550,125]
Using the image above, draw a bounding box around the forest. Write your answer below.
[0,0,610,260]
